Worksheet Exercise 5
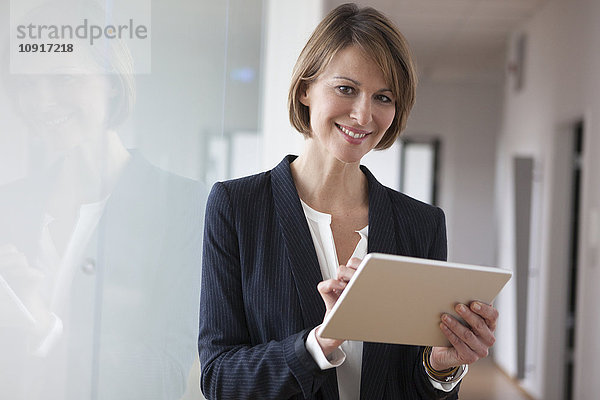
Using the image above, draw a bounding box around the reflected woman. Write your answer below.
[199,3,498,400]
[0,2,204,399]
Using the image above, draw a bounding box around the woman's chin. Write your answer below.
[331,149,366,165]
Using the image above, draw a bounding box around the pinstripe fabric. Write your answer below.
[198,155,459,400]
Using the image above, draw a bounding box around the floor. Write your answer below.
[459,357,533,400]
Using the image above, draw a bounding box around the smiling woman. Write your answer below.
[198,3,499,400]
[288,5,417,151]
[297,45,396,164]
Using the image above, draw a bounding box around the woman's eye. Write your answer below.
[337,86,354,95]
[376,94,393,103]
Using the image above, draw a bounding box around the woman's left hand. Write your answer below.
[429,301,499,371]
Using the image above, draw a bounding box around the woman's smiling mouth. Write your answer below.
[336,123,370,139]
[43,114,73,128]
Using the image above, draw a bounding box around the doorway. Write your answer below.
[564,120,583,400]
[399,137,441,206]
[544,119,585,400]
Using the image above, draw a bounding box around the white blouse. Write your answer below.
[301,199,366,400]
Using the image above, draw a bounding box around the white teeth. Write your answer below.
[338,125,366,139]
[44,115,70,127]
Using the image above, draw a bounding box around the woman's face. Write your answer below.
[13,58,115,161]
[300,45,396,164]
[16,73,113,154]
[9,4,119,162]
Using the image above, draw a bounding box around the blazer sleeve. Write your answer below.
[413,206,460,400]
[198,182,329,399]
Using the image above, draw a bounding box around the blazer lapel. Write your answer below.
[362,165,397,255]
[271,156,326,328]
[360,165,397,399]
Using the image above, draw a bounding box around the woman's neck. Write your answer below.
[290,142,368,214]
[47,130,131,213]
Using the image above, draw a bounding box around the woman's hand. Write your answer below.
[0,244,45,324]
[0,243,57,344]
[315,257,361,355]
[430,301,499,371]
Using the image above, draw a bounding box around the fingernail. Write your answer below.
[442,314,451,323]
[472,302,481,311]
[456,304,466,313]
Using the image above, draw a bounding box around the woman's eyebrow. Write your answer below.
[332,76,392,93]
[332,76,361,85]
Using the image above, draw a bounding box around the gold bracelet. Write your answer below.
[422,346,460,382]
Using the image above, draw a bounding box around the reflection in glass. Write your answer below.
[1,1,206,399]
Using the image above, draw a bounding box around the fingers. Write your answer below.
[317,258,363,318]
[431,302,500,369]
[336,265,355,283]
[455,304,496,347]
[337,258,361,282]
[317,279,347,312]
[317,279,346,296]
[436,302,500,367]
[469,301,499,332]
[0,245,29,269]
[346,257,362,269]
[0,246,42,281]
[438,321,480,365]
[441,313,490,360]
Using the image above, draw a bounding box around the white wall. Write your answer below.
[260,0,322,169]
[407,81,503,266]
[494,0,600,398]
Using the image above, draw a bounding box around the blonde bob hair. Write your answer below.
[288,3,417,150]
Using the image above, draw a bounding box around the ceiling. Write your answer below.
[326,0,548,84]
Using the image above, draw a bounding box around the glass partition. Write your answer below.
[0,0,264,399]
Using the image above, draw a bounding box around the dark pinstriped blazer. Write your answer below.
[198,155,459,400]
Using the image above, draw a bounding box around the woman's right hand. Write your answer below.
[315,257,361,355]
[0,244,51,331]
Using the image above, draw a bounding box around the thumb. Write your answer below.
[345,257,362,270]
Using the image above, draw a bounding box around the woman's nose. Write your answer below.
[18,78,58,114]
[350,95,372,126]
[36,80,61,111]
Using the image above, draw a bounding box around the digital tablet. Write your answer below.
[0,274,37,328]
[319,253,512,347]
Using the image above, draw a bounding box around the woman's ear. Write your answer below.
[299,83,310,107]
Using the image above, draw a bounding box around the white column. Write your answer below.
[260,0,323,170]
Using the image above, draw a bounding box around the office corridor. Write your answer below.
[460,357,532,400]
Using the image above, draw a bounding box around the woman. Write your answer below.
[199,3,498,399]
